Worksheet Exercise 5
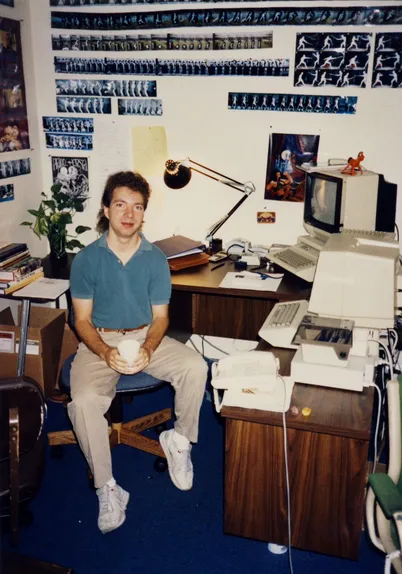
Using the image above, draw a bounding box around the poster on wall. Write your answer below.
[0,0,14,6]
[372,33,402,88]
[294,33,371,88]
[0,17,30,154]
[56,79,157,98]
[264,134,319,202]
[51,156,89,201]
[0,184,14,203]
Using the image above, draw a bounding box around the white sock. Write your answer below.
[106,477,116,488]
[173,430,190,449]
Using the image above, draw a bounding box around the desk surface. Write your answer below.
[171,260,311,301]
[221,344,374,440]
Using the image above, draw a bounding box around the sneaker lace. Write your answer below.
[98,487,112,514]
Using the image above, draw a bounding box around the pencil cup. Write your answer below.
[117,339,140,366]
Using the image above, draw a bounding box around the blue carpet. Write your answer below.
[3,386,385,574]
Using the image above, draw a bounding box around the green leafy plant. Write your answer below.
[21,183,91,258]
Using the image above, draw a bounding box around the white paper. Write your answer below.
[167,248,202,260]
[219,271,283,292]
[16,339,40,356]
[0,331,15,353]
[13,278,70,300]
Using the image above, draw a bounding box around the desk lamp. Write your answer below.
[164,157,255,252]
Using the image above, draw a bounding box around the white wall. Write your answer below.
[7,0,402,252]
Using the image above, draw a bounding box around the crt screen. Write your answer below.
[311,178,338,226]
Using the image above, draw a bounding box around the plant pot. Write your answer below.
[48,225,67,259]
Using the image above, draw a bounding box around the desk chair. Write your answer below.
[0,377,46,545]
[48,354,171,473]
[366,376,402,573]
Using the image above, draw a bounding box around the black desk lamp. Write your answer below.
[164,158,255,251]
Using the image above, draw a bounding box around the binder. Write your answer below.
[168,252,210,271]
[153,235,204,259]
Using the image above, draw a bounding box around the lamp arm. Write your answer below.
[187,158,255,196]
[205,194,249,242]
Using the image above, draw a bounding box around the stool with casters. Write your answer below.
[48,354,171,474]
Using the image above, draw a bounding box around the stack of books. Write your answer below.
[0,242,44,295]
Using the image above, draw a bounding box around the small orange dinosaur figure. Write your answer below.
[342,151,365,176]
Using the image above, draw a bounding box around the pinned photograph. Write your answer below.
[118,98,163,116]
[0,184,14,203]
[257,211,276,224]
[264,133,320,202]
[228,92,357,115]
[0,157,30,179]
[294,32,371,88]
[56,96,111,114]
[43,116,94,134]
[45,133,93,150]
[51,156,89,201]
[372,33,402,88]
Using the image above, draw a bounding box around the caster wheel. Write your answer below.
[50,445,64,459]
[155,423,167,436]
[154,457,167,472]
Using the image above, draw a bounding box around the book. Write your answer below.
[0,268,44,295]
[0,249,30,269]
[152,235,204,259]
[0,257,42,281]
[0,243,28,263]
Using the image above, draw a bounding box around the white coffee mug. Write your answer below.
[117,339,140,367]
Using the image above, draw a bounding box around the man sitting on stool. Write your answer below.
[68,171,208,533]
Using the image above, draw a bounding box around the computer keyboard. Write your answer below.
[268,247,317,282]
[259,300,309,349]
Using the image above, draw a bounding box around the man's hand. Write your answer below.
[104,346,153,375]
[129,346,152,374]
[104,347,139,375]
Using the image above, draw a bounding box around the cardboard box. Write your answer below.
[55,311,79,387]
[0,306,65,397]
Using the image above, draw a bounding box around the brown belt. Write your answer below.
[97,324,148,334]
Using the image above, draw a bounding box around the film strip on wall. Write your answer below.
[51,8,402,29]
[52,32,273,51]
[54,56,289,76]
[228,92,357,114]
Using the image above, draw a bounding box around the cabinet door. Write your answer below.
[224,418,368,559]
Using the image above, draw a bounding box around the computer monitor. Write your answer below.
[303,167,397,241]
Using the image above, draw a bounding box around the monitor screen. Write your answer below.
[304,172,342,235]
[311,178,338,226]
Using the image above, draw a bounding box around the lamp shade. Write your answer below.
[164,160,192,189]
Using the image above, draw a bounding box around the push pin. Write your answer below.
[302,407,312,419]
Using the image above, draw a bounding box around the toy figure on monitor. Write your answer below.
[341,151,365,176]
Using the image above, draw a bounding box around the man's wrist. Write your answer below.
[142,344,154,359]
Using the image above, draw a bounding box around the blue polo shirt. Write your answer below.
[70,232,171,329]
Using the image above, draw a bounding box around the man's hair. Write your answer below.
[96,171,151,234]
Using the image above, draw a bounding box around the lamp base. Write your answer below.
[209,237,223,254]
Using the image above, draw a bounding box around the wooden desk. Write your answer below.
[169,261,310,339]
[221,346,374,560]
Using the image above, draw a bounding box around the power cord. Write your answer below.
[278,374,294,574]
[368,382,382,474]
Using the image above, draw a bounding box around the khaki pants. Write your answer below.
[67,328,208,488]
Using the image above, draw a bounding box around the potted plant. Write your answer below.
[21,183,91,259]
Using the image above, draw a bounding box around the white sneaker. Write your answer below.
[159,429,193,491]
[96,483,129,534]
[115,484,130,511]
